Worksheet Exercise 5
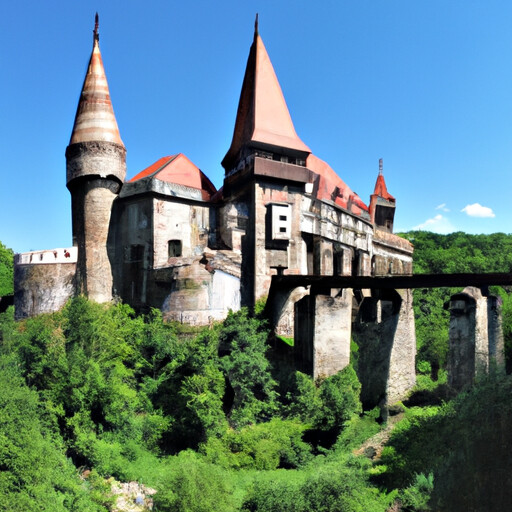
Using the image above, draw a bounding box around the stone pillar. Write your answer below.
[387,289,416,404]
[448,287,489,391]
[272,286,309,339]
[295,289,353,379]
[353,288,416,408]
[314,239,333,275]
[359,253,372,276]
[487,295,505,374]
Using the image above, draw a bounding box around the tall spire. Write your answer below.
[373,159,394,201]
[69,14,124,147]
[222,16,310,171]
[370,159,396,230]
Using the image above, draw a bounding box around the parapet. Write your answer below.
[15,247,77,265]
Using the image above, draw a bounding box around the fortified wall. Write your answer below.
[14,248,77,319]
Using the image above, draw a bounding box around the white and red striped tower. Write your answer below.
[66,14,126,302]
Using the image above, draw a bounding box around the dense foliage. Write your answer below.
[0,241,13,296]
[1,231,511,510]
[377,373,512,510]
[0,300,389,511]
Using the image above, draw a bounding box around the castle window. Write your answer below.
[270,204,291,240]
[237,216,248,230]
[168,240,182,258]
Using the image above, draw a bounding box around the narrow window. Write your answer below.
[168,240,182,258]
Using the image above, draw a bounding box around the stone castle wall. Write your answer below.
[14,249,77,319]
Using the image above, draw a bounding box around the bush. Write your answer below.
[153,451,236,512]
[242,457,393,512]
[315,365,362,431]
[201,418,312,470]
[399,473,434,511]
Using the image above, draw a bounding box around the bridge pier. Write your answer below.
[353,288,416,409]
[294,289,353,379]
[448,287,505,391]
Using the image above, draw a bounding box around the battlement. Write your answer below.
[15,247,77,265]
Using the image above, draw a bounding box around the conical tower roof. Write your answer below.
[69,14,124,146]
[372,159,395,201]
[222,16,310,170]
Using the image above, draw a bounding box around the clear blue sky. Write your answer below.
[2,0,512,253]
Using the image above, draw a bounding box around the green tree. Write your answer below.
[0,241,13,296]
[315,365,362,432]
[219,309,278,428]
[0,356,106,511]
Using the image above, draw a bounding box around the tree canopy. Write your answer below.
[0,241,13,296]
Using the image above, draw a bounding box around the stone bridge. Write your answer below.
[265,273,512,408]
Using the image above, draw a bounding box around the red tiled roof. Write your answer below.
[129,156,176,181]
[373,173,395,201]
[307,154,369,215]
[130,153,217,200]
[69,30,123,146]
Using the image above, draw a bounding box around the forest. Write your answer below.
[0,233,512,511]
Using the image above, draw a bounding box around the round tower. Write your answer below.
[66,14,126,302]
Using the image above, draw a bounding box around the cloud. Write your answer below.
[412,214,456,234]
[461,203,495,218]
[435,203,450,212]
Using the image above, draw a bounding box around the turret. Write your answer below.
[369,159,396,232]
[66,14,126,302]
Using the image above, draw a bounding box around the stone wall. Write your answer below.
[73,179,120,302]
[159,262,240,325]
[14,259,76,319]
[152,199,210,267]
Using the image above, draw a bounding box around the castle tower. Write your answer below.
[65,14,126,302]
[369,159,396,232]
[221,16,312,306]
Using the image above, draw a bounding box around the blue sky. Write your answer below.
[2,0,512,253]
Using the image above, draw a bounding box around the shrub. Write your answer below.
[315,365,362,431]
[201,418,312,470]
[153,451,236,512]
[0,356,106,511]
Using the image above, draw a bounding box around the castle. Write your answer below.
[14,16,416,400]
